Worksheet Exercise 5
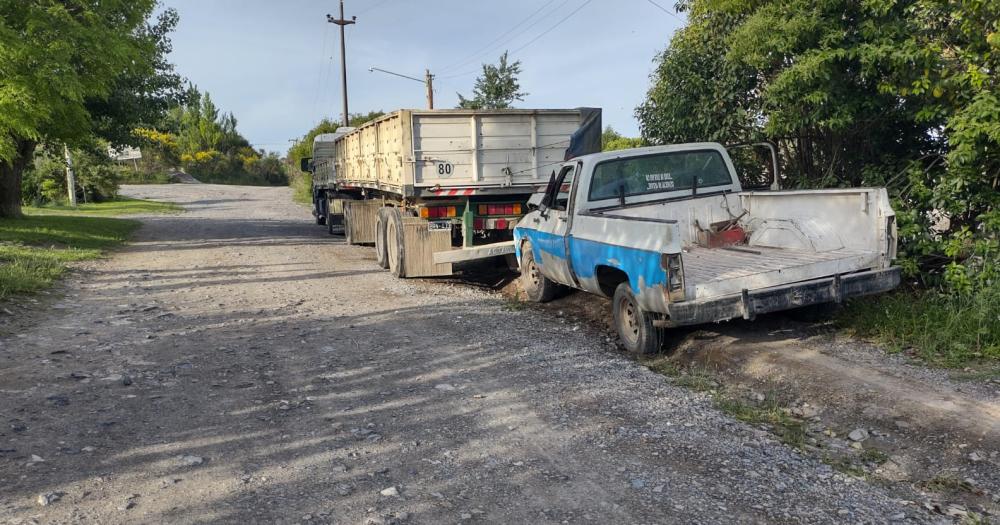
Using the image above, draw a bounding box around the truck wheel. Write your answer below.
[375,208,390,269]
[315,197,327,225]
[519,241,557,302]
[385,207,405,278]
[613,282,662,355]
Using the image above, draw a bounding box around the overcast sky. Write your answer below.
[158,0,685,153]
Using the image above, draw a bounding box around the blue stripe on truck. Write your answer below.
[515,226,667,294]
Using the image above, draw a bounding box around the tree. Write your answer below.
[457,52,527,109]
[348,110,386,128]
[286,111,385,175]
[0,1,182,217]
[601,127,644,151]
[636,0,999,289]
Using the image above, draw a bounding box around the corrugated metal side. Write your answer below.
[412,111,582,187]
[335,112,408,193]
[331,110,587,195]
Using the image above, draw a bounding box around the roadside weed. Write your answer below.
[839,285,1000,368]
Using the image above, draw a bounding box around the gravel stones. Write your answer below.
[848,428,870,442]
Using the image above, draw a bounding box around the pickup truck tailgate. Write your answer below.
[683,245,880,300]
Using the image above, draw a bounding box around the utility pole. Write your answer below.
[368,67,435,109]
[327,1,356,126]
[425,69,435,109]
[63,144,77,207]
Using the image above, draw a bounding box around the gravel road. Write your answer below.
[0,184,939,524]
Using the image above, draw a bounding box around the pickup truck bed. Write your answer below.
[683,245,879,300]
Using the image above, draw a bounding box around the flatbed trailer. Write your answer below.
[305,108,601,277]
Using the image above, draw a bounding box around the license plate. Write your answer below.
[428,221,451,231]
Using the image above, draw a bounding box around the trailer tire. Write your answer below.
[385,207,405,278]
[613,282,662,355]
[315,196,327,225]
[375,208,390,269]
[519,241,557,302]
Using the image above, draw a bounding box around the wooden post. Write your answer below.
[425,69,434,109]
[64,144,77,207]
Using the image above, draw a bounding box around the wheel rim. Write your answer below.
[526,257,541,289]
[376,218,386,260]
[386,220,398,271]
[617,294,640,346]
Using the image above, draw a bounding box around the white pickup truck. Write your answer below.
[513,143,900,354]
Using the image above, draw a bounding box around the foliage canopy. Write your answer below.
[457,52,528,110]
[0,0,182,216]
[637,0,1000,291]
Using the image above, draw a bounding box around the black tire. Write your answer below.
[315,196,327,225]
[385,207,405,278]
[375,208,390,269]
[612,282,662,355]
[519,241,557,302]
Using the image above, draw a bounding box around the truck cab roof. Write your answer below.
[568,142,727,164]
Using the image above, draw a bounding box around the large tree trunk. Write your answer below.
[0,139,37,218]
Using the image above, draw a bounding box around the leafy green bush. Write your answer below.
[637,0,999,293]
[21,144,123,206]
[839,284,1000,367]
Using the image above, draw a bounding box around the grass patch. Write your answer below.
[0,209,146,299]
[858,446,889,465]
[714,395,808,448]
[924,473,978,494]
[503,297,528,311]
[642,356,719,391]
[838,285,1000,368]
[291,172,313,205]
[824,454,867,478]
[26,197,181,217]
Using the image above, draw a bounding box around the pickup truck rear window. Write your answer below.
[588,150,732,202]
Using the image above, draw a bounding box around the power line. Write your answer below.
[442,0,597,80]
[310,25,331,117]
[354,0,394,16]
[508,0,594,57]
[437,0,560,73]
[645,0,684,22]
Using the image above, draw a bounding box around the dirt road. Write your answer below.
[0,184,986,524]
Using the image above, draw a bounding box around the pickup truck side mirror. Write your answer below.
[299,157,311,172]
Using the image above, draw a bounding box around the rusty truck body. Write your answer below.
[514,143,900,354]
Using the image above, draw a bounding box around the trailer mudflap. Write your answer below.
[658,267,901,328]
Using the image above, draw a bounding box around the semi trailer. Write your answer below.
[303,108,601,277]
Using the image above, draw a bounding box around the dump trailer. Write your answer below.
[305,108,601,277]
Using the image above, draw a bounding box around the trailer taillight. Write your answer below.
[419,206,457,219]
[477,203,522,216]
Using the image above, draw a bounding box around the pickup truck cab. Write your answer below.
[513,143,900,354]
